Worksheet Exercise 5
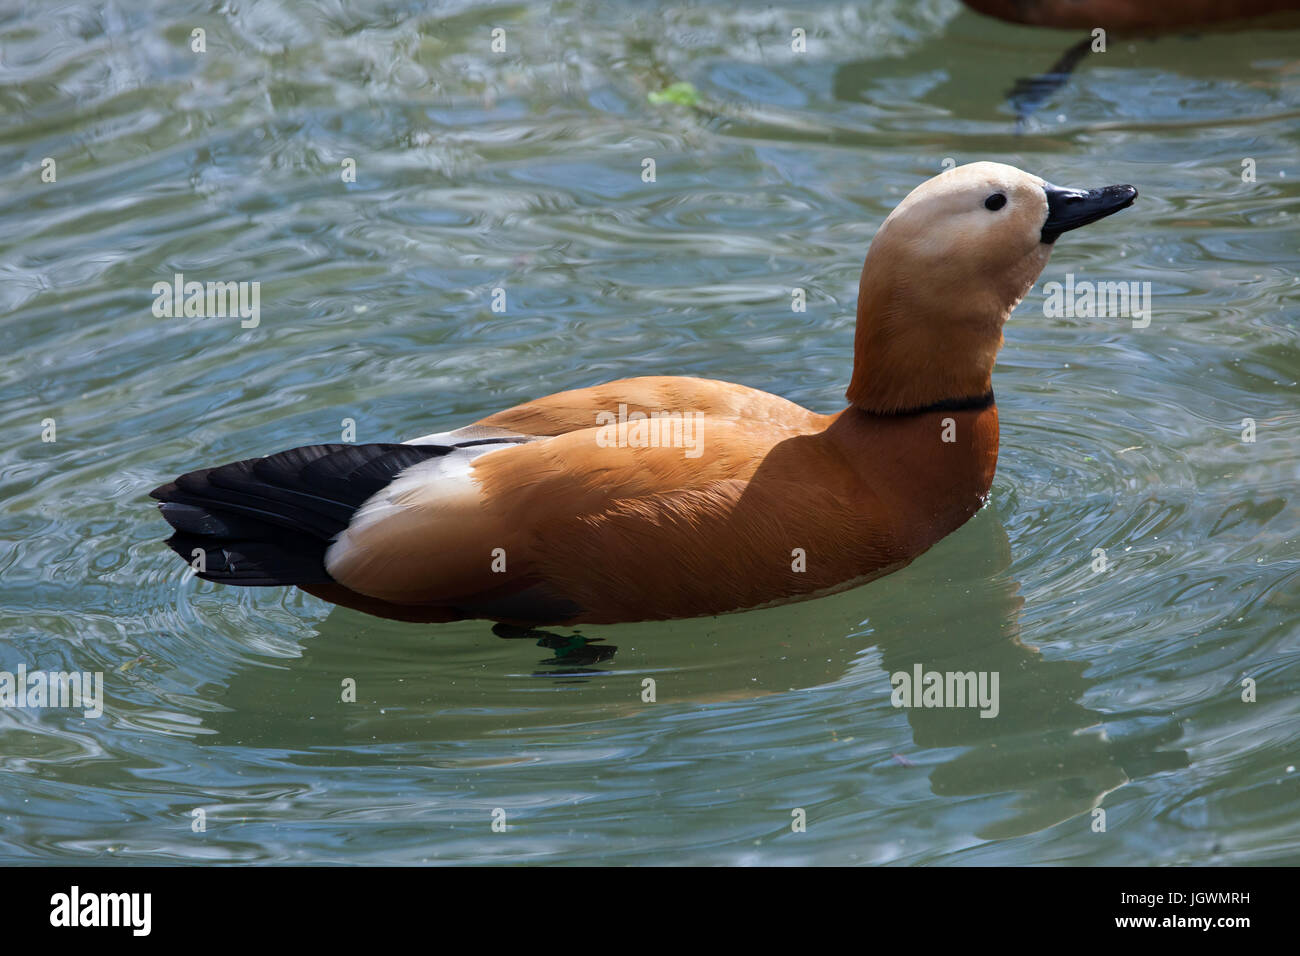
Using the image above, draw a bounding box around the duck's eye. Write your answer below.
[984,193,1007,211]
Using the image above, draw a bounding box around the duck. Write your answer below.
[959,0,1300,124]
[150,162,1135,626]
[961,0,1300,30]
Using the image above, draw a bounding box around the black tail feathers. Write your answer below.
[150,442,451,586]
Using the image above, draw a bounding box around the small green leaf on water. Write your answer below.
[648,82,699,107]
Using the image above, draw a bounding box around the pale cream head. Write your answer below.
[846,161,1135,413]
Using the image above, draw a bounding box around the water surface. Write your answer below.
[1,0,1297,864]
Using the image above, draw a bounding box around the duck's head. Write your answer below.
[846,161,1136,414]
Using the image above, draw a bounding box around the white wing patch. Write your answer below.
[403,423,531,446]
[323,441,512,578]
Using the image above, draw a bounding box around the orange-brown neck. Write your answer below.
[844,289,1001,414]
[844,240,1049,414]
[827,402,1001,553]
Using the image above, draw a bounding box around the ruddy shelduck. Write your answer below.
[152,162,1136,625]
[961,0,1300,30]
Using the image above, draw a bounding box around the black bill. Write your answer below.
[1041,183,1138,243]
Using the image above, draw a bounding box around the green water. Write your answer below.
[1,0,1297,864]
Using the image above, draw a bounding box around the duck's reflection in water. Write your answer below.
[196,500,1186,840]
[869,502,1188,839]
